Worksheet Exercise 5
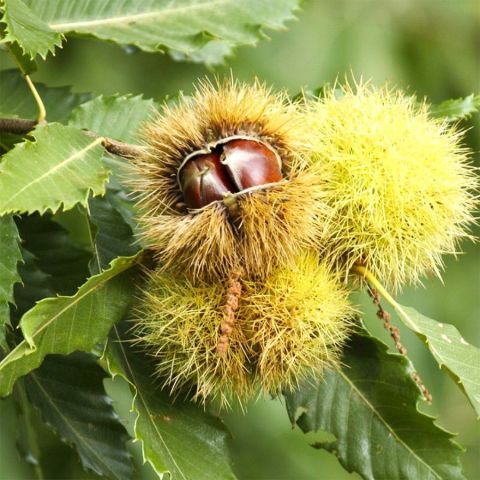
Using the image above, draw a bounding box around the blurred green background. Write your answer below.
[1,0,479,478]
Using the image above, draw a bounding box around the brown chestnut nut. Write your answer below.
[221,139,282,191]
[179,138,282,209]
[179,152,233,209]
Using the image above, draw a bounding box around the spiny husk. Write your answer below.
[138,164,330,280]
[131,78,327,281]
[133,268,253,409]
[304,81,478,290]
[242,252,355,395]
[134,253,354,407]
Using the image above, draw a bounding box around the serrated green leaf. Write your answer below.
[7,41,37,75]
[285,331,465,480]
[0,123,108,215]
[0,254,140,397]
[9,219,134,478]
[1,0,63,59]
[68,94,156,143]
[430,95,480,122]
[104,322,237,480]
[22,0,299,65]
[24,352,135,480]
[0,69,92,122]
[392,304,480,418]
[0,215,22,349]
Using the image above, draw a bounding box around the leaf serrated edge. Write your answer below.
[0,0,63,59]
[45,0,300,58]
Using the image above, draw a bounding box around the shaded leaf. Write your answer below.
[0,123,108,215]
[1,0,63,59]
[88,193,139,274]
[0,254,140,397]
[12,214,91,325]
[10,218,134,478]
[430,95,480,122]
[285,331,465,480]
[13,249,55,325]
[23,0,299,65]
[393,304,480,418]
[25,352,135,479]
[13,379,45,475]
[104,322,237,480]
[17,214,91,296]
[102,186,138,233]
[0,215,22,349]
[0,69,92,122]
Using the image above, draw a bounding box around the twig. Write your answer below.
[353,265,432,403]
[0,117,145,159]
[366,283,407,355]
[0,118,37,135]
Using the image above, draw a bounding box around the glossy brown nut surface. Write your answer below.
[179,152,234,209]
[179,139,283,209]
[221,139,282,191]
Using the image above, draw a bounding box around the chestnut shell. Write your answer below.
[178,138,282,209]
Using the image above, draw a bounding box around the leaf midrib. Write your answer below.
[49,0,227,30]
[336,369,441,479]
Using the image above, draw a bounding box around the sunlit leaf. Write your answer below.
[22,0,299,65]
[68,94,156,143]
[393,304,480,417]
[0,254,140,397]
[1,0,63,59]
[0,123,108,215]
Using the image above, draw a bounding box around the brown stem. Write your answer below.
[0,118,37,135]
[0,117,145,159]
[366,284,433,404]
[216,268,243,356]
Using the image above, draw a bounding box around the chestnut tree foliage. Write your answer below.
[0,1,479,479]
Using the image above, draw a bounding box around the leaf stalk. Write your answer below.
[24,75,47,124]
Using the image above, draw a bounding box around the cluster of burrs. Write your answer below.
[130,79,476,408]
